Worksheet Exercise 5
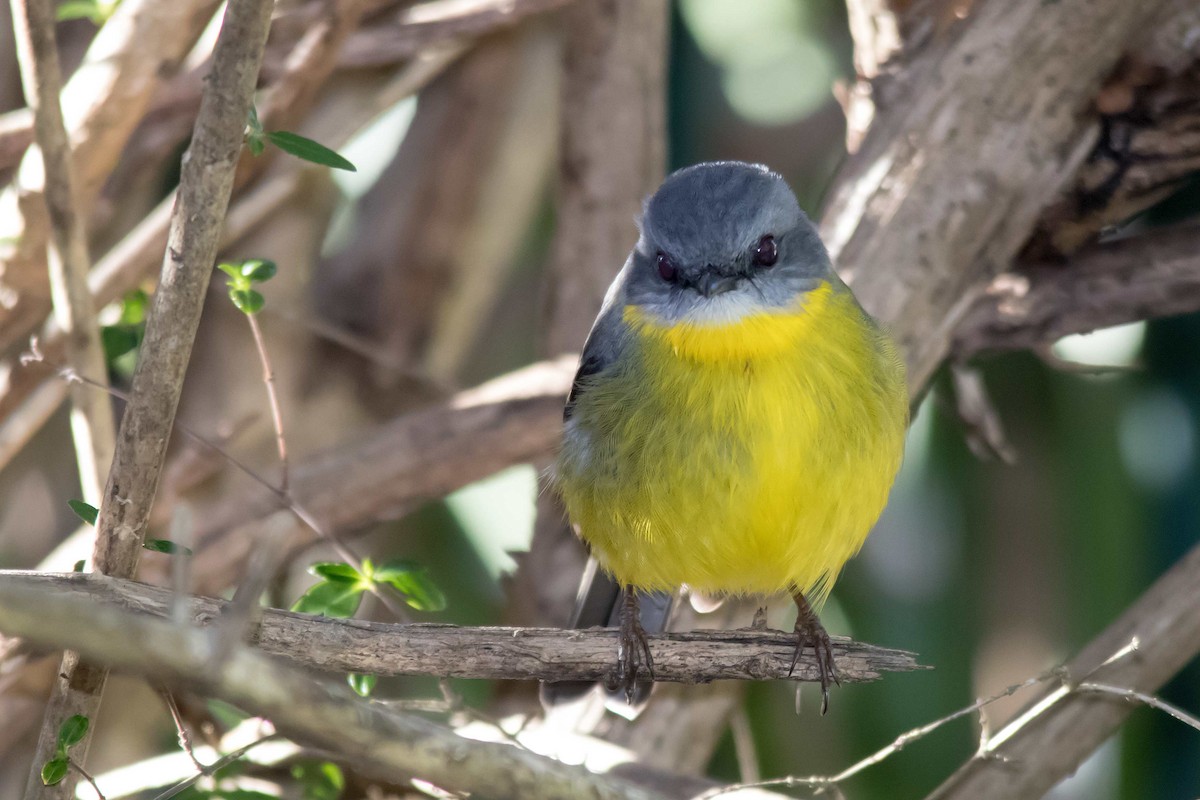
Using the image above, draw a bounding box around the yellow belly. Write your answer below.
[556,284,908,602]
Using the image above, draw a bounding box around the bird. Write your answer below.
[549,161,908,712]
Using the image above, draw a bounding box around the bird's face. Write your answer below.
[623,162,834,326]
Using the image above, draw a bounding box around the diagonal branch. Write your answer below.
[22,2,276,797]
[952,224,1200,357]
[0,576,668,800]
[926,539,1200,799]
[0,572,924,685]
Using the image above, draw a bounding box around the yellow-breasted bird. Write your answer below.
[550,161,908,711]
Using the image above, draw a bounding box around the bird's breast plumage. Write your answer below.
[556,282,908,601]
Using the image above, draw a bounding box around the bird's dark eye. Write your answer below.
[752,235,778,268]
[656,251,677,282]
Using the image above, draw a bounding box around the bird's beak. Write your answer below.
[697,273,739,298]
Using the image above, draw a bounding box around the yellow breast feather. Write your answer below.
[557,281,907,604]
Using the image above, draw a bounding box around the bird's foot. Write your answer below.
[788,592,840,715]
[610,590,654,703]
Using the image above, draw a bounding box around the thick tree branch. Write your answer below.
[0,572,923,685]
[953,225,1200,357]
[926,539,1200,799]
[822,0,1172,396]
[0,577,666,800]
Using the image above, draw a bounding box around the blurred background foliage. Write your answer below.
[0,0,1197,797]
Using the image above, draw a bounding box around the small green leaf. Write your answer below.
[119,289,149,326]
[291,580,364,619]
[309,562,362,583]
[57,715,89,749]
[143,538,193,555]
[247,104,263,136]
[72,560,85,572]
[292,760,345,800]
[374,560,447,612]
[67,500,98,526]
[101,325,141,362]
[347,672,376,698]
[40,757,68,786]
[56,0,101,22]
[239,258,277,283]
[229,288,264,314]
[246,132,266,156]
[266,131,356,172]
[218,262,244,280]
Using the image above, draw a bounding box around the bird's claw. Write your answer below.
[789,595,839,715]
[610,593,654,702]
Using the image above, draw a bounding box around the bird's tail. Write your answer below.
[539,557,674,711]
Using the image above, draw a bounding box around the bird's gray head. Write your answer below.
[622,162,834,325]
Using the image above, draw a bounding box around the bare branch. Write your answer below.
[0,576,672,800]
[339,0,573,68]
[0,572,924,685]
[953,225,1200,357]
[20,3,275,797]
[10,0,116,502]
[925,540,1200,799]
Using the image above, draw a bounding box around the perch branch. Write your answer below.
[925,539,1200,799]
[0,576,669,800]
[0,572,924,685]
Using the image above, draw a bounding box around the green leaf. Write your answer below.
[67,499,98,526]
[72,560,85,572]
[119,289,149,326]
[292,760,345,800]
[56,0,102,22]
[309,562,362,584]
[246,132,266,156]
[247,104,263,136]
[57,715,89,749]
[40,757,68,786]
[374,560,447,612]
[143,538,193,555]
[239,258,277,283]
[218,262,244,280]
[266,131,356,172]
[229,288,264,314]
[290,580,364,619]
[347,672,376,698]
[101,325,141,362]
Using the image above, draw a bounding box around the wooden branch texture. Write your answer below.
[1,572,923,685]
[824,0,1171,395]
[0,575,666,800]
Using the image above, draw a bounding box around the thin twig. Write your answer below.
[68,757,107,800]
[22,348,413,620]
[245,313,289,492]
[150,734,281,800]
[158,689,205,772]
[1075,682,1200,734]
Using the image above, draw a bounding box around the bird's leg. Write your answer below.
[789,590,840,715]
[613,589,654,703]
